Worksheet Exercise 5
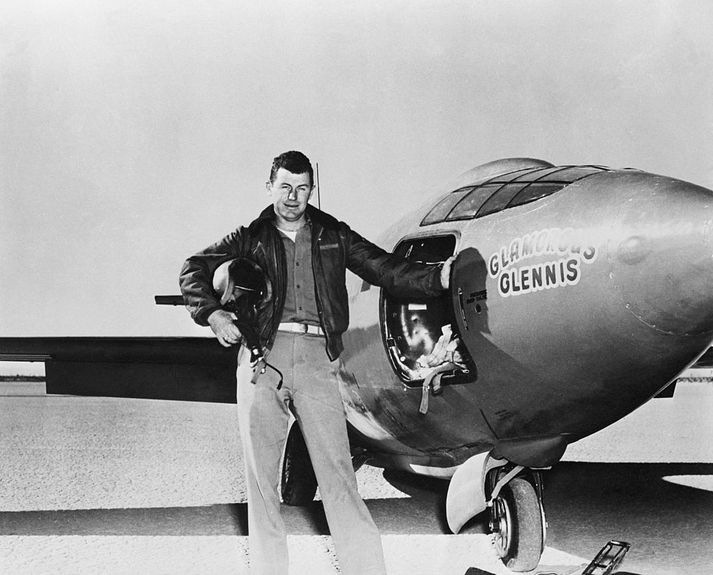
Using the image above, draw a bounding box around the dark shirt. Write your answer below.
[277,223,320,325]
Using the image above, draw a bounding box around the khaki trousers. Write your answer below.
[237,331,387,575]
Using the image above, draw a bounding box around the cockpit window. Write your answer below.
[420,187,472,226]
[545,166,608,181]
[420,164,610,226]
[445,184,502,221]
[476,182,531,217]
[508,182,568,208]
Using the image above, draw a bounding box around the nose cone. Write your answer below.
[609,173,713,336]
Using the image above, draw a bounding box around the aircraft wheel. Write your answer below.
[489,477,544,571]
[281,423,318,506]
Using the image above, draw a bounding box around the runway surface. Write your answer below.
[1,379,712,574]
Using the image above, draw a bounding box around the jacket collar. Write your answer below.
[252,204,337,232]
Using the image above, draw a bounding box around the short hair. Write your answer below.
[269,151,314,186]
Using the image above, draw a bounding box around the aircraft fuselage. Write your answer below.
[337,159,713,474]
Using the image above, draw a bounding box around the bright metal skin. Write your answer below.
[334,159,713,568]
[337,160,713,475]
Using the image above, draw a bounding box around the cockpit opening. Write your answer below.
[380,234,476,388]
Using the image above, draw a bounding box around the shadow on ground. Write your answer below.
[2,463,710,574]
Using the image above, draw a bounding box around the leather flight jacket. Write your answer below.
[180,204,445,360]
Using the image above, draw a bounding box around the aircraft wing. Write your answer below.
[692,347,713,367]
[0,337,237,403]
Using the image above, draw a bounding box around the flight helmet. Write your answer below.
[212,257,272,310]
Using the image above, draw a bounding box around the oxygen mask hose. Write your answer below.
[236,321,284,389]
[247,358,284,389]
[235,322,262,362]
[266,361,284,389]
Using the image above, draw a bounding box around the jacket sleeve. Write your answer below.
[179,229,244,326]
[341,223,445,298]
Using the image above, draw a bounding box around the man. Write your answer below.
[180,151,453,575]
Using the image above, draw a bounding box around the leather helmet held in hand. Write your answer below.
[212,257,272,309]
[212,258,272,365]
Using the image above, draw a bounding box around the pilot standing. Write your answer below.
[179,150,453,575]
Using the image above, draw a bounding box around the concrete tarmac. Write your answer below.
[1,380,711,574]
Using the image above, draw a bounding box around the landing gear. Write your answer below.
[489,476,545,571]
[445,453,547,572]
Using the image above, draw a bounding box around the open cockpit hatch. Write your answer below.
[380,234,476,388]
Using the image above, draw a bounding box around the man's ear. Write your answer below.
[265,181,272,196]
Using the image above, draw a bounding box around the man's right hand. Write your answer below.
[207,309,243,348]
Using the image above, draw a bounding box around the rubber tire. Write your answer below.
[281,423,318,506]
[491,477,544,572]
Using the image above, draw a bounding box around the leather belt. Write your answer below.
[278,322,325,336]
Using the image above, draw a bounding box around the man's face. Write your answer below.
[266,168,313,225]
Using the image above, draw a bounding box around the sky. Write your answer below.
[2,0,713,340]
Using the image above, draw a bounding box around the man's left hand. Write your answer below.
[440,255,456,290]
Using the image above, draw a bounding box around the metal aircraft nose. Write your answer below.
[609,173,713,337]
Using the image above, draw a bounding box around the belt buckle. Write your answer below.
[298,323,308,334]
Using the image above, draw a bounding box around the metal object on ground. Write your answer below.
[582,540,631,575]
